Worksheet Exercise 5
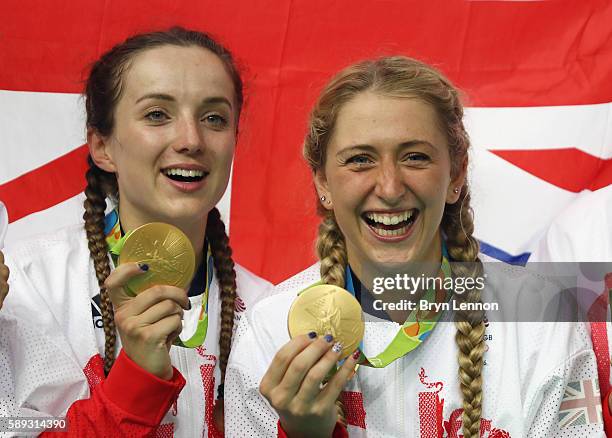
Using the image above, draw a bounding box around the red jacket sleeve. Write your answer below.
[604,389,612,438]
[277,420,349,438]
[41,350,185,437]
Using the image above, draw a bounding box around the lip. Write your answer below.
[363,208,413,215]
[362,209,418,243]
[160,163,209,193]
[164,177,207,193]
[161,162,208,172]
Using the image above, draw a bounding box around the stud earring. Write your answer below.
[453,187,460,194]
[320,196,326,202]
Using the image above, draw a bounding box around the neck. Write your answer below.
[118,208,207,270]
[348,234,443,296]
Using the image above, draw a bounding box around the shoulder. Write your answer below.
[233,263,274,308]
[478,259,595,376]
[247,263,321,324]
[274,263,321,293]
[229,265,322,371]
[4,222,88,268]
[2,223,94,317]
[234,263,272,290]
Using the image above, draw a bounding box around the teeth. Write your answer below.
[164,168,204,177]
[372,225,408,237]
[366,210,414,225]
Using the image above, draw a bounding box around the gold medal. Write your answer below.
[118,222,195,295]
[288,284,364,359]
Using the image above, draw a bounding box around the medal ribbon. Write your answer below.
[104,209,213,348]
[346,249,451,368]
[298,244,451,368]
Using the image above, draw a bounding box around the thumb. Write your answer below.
[104,262,148,308]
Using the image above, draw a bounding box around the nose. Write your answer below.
[374,161,406,205]
[173,116,203,154]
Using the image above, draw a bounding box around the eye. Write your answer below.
[346,154,374,166]
[402,152,430,165]
[203,113,229,129]
[145,110,169,123]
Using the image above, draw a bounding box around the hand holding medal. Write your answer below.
[288,284,364,360]
[104,223,194,379]
[259,285,364,438]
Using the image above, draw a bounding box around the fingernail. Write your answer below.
[352,350,361,360]
[324,334,334,343]
[138,263,149,272]
[332,342,343,353]
[308,331,317,339]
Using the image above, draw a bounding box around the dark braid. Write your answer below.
[206,207,237,433]
[83,27,243,379]
[205,207,237,384]
[83,157,119,375]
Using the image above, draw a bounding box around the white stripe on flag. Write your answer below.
[470,147,577,255]
[466,103,612,158]
[0,90,85,184]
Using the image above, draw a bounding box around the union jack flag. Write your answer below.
[558,378,602,428]
[0,2,611,283]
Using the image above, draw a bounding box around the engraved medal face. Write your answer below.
[118,222,195,295]
[288,285,364,359]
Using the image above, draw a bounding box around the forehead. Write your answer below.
[330,92,446,148]
[120,45,236,104]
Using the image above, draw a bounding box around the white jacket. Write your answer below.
[0,223,272,437]
[0,201,7,249]
[225,261,604,438]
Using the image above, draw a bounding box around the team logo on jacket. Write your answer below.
[234,296,246,313]
[418,368,510,437]
[91,294,103,329]
[558,378,602,427]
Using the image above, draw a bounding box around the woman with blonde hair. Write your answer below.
[225,56,604,437]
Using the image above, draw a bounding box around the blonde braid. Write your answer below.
[315,215,349,425]
[443,186,486,438]
[83,158,118,375]
[316,216,348,287]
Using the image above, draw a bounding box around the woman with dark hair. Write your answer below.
[0,27,270,436]
[225,57,604,437]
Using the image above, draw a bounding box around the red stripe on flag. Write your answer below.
[0,145,89,223]
[490,149,612,193]
[491,148,612,193]
[0,1,611,106]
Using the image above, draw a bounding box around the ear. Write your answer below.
[446,157,467,204]
[314,169,333,211]
[87,128,116,173]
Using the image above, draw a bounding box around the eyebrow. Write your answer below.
[336,140,436,156]
[135,93,233,109]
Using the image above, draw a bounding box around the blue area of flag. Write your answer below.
[479,240,531,266]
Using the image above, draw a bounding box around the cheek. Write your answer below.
[211,134,236,163]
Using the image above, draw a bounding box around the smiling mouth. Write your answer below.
[362,209,419,237]
[161,168,208,183]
